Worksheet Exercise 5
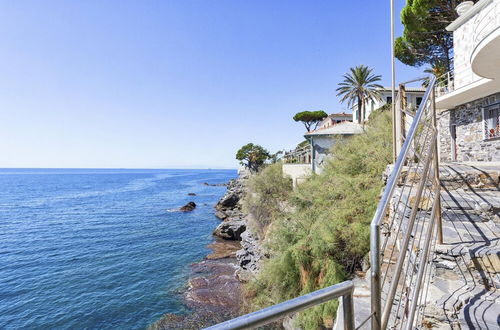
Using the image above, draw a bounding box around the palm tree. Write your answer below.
[336,65,383,126]
[423,61,448,88]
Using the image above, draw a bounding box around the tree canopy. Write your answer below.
[236,143,271,172]
[394,0,471,72]
[292,111,328,132]
[336,65,382,125]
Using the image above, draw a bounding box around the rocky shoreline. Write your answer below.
[212,170,263,279]
[151,169,263,329]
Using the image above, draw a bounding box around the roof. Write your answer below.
[327,112,352,118]
[379,87,426,93]
[304,121,363,136]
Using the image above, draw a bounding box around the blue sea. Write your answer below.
[0,168,236,330]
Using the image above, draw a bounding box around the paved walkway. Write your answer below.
[423,163,500,329]
[335,163,500,329]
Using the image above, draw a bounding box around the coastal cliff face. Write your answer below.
[213,168,264,279]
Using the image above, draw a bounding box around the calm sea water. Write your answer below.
[0,168,236,330]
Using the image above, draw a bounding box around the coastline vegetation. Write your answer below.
[243,108,393,329]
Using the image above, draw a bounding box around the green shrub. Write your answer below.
[246,110,393,329]
[243,162,293,236]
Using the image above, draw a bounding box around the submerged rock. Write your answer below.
[203,182,227,187]
[180,202,196,212]
[206,240,241,260]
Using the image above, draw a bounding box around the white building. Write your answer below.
[282,118,363,188]
[352,87,426,123]
[435,0,500,162]
[304,121,364,173]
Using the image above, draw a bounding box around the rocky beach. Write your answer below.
[152,169,264,329]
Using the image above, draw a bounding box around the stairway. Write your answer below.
[334,163,500,329]
[420,163,500,329]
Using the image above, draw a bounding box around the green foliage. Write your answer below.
[293,111,328,132]
[368,103,391,122]
[395,0,468,71]
[268,151,283,164]
[423,61,448,87]
[243,162,293,235]
[236,143,271,172]
[336,65,382,125]
[246,110,393,329]
[296,140,310,150]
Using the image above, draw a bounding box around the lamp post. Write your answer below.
[391,0,397,161]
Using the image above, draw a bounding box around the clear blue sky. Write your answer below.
[0,1,423,169]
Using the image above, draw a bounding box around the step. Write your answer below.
[440,188,500,216]
[439,163,500,190]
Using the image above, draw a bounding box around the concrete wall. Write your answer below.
[452,4,486,90]
[439,92,500,162]
[310,135,337,174]
[282,163,312,188]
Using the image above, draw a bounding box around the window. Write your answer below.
[416,97,423,107]
[386,96,392,104]
[484,105,500,139]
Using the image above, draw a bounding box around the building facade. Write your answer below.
[304,121,363,173]
[352,87,425,123]
[436,0,500,162]
[318,112,353,129]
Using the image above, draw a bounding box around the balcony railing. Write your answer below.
[434,63,483,98]
[473,0,500,49]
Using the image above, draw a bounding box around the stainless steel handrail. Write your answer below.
[380,129,437,330]
[204,280,355,330]
[404,184,440,330]
[370,76,439,330]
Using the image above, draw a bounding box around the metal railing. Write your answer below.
[473,0,499,48]
[204,281,355,330]
[370,76,442,330]
[436,0,500,99]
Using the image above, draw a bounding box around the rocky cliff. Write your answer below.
[213,168,264,280]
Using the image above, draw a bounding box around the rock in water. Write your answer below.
[188,193,197,196]
[214,210,227,220]
[217,193,239,208]
[180,202,197,212]
[213,219,246,240]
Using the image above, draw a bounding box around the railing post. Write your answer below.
[404,185,440,330]
[431,87,443,244]
[370,223,381,330]
[380,132,437,329]
[343,288,355,330]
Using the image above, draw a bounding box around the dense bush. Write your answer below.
[245,110,393,329]
[243,162,293,236]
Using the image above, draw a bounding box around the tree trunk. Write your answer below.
[357,97,362,124]
[361,97,366,129]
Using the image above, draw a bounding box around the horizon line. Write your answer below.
[0,166,239,170]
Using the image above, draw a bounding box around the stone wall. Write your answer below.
[439,92,500,162]
[311,136,336,171]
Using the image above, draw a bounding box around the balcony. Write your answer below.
[436,0,500,109]
[471,0,500,79]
